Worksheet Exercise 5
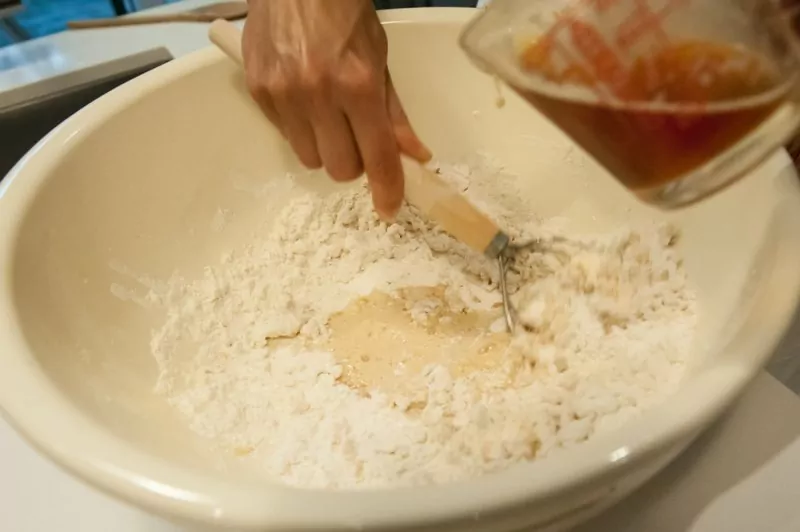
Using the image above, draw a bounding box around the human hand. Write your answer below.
[242,0,432,220]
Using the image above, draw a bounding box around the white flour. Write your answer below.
[145,157,696,490]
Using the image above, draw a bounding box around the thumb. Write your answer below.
[386,72,433,164]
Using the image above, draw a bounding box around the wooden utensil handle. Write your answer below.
[208,19,244,65]
[401,157,504,256]
[67,13,197,29]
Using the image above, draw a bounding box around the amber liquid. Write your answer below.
[515,40,788,193]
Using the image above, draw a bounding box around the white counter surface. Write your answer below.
[0,0,232,93]
[3,2,800,530]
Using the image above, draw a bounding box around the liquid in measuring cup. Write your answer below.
[514,39,789,196]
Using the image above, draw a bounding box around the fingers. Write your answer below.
[248,71,364,180]
[270,83,323,170]
[310,104,363,182]
[248,85,285,137]
[344,81,404,221]
[386,72,432,164]
[247,70,428,221]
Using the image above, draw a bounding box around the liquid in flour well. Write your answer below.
[325,287,515,396]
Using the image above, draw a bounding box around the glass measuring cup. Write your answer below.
[460,0,800,208]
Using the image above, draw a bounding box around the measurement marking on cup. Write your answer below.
[584,0,617,12]
[615,0,671,48]
[519,0,704,105]
[521,17,609,101]
[567,17,638,99]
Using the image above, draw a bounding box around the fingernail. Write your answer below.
[378,205,400,223]
[418,147,433,163]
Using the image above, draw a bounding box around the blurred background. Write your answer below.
[0,0,478,48]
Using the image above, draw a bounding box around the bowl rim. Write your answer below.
[2,7,800,530]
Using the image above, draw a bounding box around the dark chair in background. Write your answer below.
[111,0,128,16]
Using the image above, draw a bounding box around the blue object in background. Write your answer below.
[0,0,182,47]
[0,0,477,48]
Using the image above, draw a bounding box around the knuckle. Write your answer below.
[340,66,381,97]
[297,66,328,94]
[246,76,271,103]
[369,135,400,164]
[246,71,292,101]
[264,74,291,98]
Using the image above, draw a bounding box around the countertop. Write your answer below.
[0,0,233,92]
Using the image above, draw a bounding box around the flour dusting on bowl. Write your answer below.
[145,157,696,489]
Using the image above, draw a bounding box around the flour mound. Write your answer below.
[146,157,696,490]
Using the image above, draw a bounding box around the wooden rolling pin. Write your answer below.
[68,2,247,30]
[207,19,509,258]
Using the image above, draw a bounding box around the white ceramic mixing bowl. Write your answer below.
[2,8,800,532]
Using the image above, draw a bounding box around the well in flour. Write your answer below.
[144,157,696,490]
